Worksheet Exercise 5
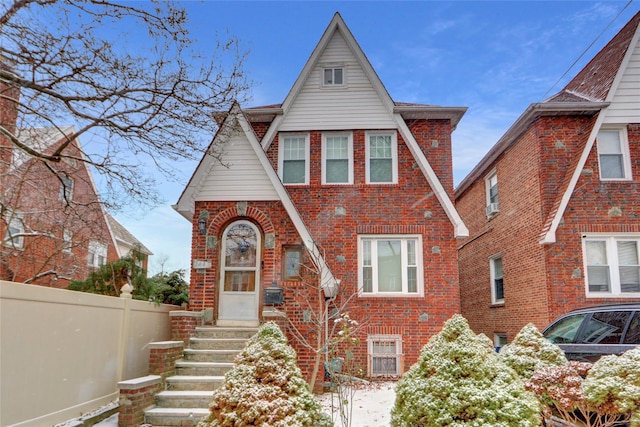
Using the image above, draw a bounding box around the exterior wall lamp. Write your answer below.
[198,218,207,235]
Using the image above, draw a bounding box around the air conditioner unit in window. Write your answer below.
[486,202,500,216]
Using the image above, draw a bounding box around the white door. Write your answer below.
[218,220,260,326]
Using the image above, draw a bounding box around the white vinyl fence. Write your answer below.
[0,280,176,427]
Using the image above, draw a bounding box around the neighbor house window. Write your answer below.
[494,333,508,351]
[279,133,309,185]
[366,132,397,184]
[59,174,74,203]
[584,235,640,296]
[322,133,353,184]
[88,241,107,267]
[62,229,72,253]
[485,170,499,216]
[368,335,403,377]
[323,66,344,86]
[490,255,504,304]
[359,235,422,296]
[597,129,631,180]
[3,213,24,249]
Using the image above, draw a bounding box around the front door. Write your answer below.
[218,220,261,326]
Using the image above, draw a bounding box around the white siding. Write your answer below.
[604,41,640,124]
[279,30,395,131]
[195,130,280,201]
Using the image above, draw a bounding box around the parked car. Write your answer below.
[542,304,640,362]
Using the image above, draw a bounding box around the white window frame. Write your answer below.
[3,212,25,250]
[322,132,353,185]
[485,170,499,216]
[88,241,107,267]
[59,174,74,202]
[596,128,632,181]
[367,334,403,377]
[494,333,508,351]
[365,131,398,184]
[62,229,72,253]
[583,234,640,298]
[358,235,423,297]
[278,133,310,185]
[490,254,504,305]
[322,65,345,87]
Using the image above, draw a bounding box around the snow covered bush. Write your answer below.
[582,347,640,426]
[391,314,541,427]
[499,322,567,380]
[197,322,332,427]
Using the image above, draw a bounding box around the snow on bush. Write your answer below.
[391,314,541,427]
[499,322,567,380]
[197,322,332,427]
[582,347,640,426]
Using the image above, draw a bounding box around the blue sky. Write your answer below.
[112,1,640,276]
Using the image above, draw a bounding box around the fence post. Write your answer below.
[117,284,133,382]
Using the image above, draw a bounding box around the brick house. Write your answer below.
[1,78,150,286]
[455,11,640,345]
[174,12,468,382]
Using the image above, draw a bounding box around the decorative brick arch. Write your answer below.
[210,203,275,237]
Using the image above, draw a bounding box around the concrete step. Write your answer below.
[183,348,240,363]
[175,361,234,376]
[156,390,214,408]
[189,337,249,350]
[165,375,226,391]
[195,326,258,339]
[144,407,209,427]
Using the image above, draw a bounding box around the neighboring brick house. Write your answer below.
[1,81,150,286]
[455,11,640,345]
[174,12,468,382]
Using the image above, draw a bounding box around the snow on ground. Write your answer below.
[60,382,397,427]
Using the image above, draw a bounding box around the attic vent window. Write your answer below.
[323,67,344,86]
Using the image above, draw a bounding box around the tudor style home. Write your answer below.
[455,11,640,345]
[0,78,151,286]
[175,12,468,381]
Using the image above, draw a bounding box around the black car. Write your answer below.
[542,304,640,362]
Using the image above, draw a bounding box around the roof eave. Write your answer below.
[454,101,608,198]
[394,106,468,129]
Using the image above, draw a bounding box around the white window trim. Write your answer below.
[321,132,353,185]
[365,131,398,184]
[583,233,640,298]
[3,211,25,250]
[88,241,107,267]
[494,333,508,350]
[597,128,632,181]
[321,64,346,88]
[358,234,423,297]
[59,174,74,202]
[367,334,403,378]
[278,132,310,185]
[485,169,499,216]
[490,254,504,305]
[62,229,73,254]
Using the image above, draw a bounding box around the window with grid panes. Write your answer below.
[281,134,308,184]
[323,133,351,184]
[368,335,402,377]
[366,132,396,184]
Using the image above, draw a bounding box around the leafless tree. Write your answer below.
[0,0,249,209]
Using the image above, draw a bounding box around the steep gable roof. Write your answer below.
[105,213,152,256]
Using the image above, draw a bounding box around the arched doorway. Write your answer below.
[218,220,261,326]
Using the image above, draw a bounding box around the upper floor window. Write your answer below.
[597,129,632,180]
[279,133,309,185]
[485,171,499,216]
[323,67,344,86]
[62,229,72,253]
[59,174,74,203]
[322,133,353,184]
[359,235,422,296]
[88,241,107,267]
[3,212,24,250]
[490,255,504,304]
[584,235,640,297]
[366,132,397,184]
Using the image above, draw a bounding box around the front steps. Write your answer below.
[144,326,258,427]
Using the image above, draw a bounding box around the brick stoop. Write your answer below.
[142,326,258,427]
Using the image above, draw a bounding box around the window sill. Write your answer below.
[490,302,505,308]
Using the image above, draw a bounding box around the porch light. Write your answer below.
[198,218,207,235]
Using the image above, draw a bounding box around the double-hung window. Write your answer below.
[366,132,397,184]
[359,235,422,296]
[323,66,344,87]
[597,129,632,180]
[322,133,353,184]
[367,335,403,377]
[59,174,74,203]
[88,241,107,267]
[490,255,504,304]
[485,171,499,216]
[4,213,24,249]
[279,133,309,185]
[584,235,640,296]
